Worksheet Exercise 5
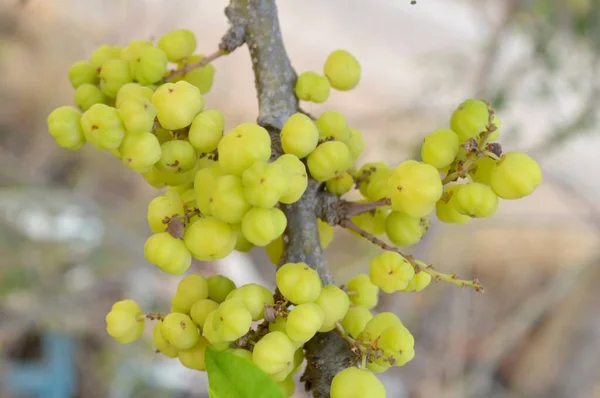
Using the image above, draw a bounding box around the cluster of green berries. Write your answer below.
[428,99,542,223]
[105,263,418,397]
[342,99,542,251]
[46,28,215,179]
[47,25,543,397]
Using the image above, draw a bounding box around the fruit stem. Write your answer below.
[339,219,484,292]
[340,198,391,218]
[484,150,501,161]
[164,49,227,81]
[334,322,367,353]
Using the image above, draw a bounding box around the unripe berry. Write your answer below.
[388,160,443,218]
[152,81,204,130]
[315,111,350,141]
[226,283,274,321]
[275,154,308,204]
[490,151,542,199]
[350,205,389,236]
[116,83,154,108]
[206,275,237,303]
[269,316,288,333]
[171,274,209,314]
[326,172,354,195]
[436,185,470,224]
[285,302,325,343]
[295,71,331,103]
[314,285,350,332]
[231,223,254,252]
[403,268,432,293]
[99,59,132,98]
[189,299,219,328]
[469,156,497,186]
[421,128,460,169]
[242,161,289,208]
[157,29,197,62]
[451,182,499,218]
[450,99,489,142]
[385,212,429,247]
[120,40,153,73]
[178,336,210,371]
[178,55,216,94]
[144,232,192,275]
[202,309,225,347]
[241,207,287,246]
[75,83,107,111]
[213,298,253,341]
[276,262,322,304]
[46,106,86,150]
[118,97,157,134]
[277,375,296,398]
[218,123,272,176]
[252,331,296,375]
[280,113,320,158]
[209,175,251,224]
[134,46,169,85]
[153,321,179,358]
[360,312,403,342]
[68,60,98,88]
[146,191,185,233]
[189,109,224,153]
[377,325,415,367]
[324,49,361,91]
[341,306,373,338]
[346,274,379,309]
[105,299,145,344]
[307,141,352,182]
[89,45,122,69]
[369,251,415,293]
[194,165,223,215]
[184,217,236,260]
[119,132,162,173]
[160,313,199,350]
[356,162,390,198]
[330,367,385,398]
[80,104,126,150]
[343,127,365,160]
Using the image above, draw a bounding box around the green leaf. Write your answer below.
[204,346,285,398]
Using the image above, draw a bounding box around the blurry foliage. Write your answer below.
[494,0,600,151]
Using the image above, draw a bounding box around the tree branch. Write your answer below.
[221,1,347,396]
[224,0,298,130]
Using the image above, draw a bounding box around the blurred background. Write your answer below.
[1,0,599,397]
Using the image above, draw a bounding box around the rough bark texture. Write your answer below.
[221,1,349,396]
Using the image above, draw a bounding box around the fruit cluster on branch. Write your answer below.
[46,1,542,397]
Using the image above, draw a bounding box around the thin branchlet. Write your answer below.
[339,219,484,292]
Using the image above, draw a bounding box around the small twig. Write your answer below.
[164,49,226,81]
[299,107,317,120]
[339,219,484,292]
[334,322,367,353]
[339,198,391,218]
